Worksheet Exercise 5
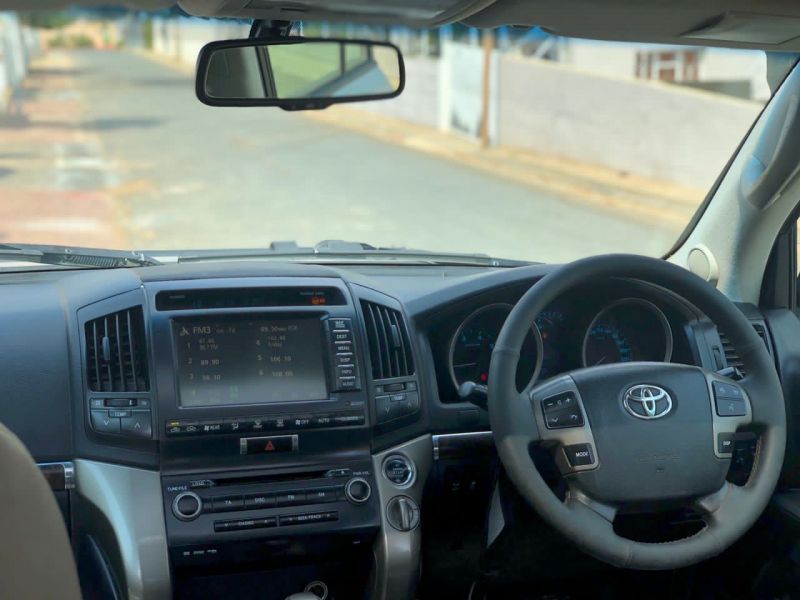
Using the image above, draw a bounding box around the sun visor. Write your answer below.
[683,12,800,45]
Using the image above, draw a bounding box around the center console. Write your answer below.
[75,273,426,599]
[147,278,382,597]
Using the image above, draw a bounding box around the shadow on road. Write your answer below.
[27,67,85,77]
[0,115,164,131]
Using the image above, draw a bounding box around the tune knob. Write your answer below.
[172,491,203,521]
[344,477,371,504]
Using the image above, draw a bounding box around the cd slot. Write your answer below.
[200,468,338,489]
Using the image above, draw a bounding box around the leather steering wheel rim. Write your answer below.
[488,254,786,570]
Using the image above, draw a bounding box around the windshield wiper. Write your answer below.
[162,240,531,267]
[0,244,161,269]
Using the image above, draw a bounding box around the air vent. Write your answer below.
[85,307,149,392]
[718,331,745,374]
[718,323,772,377]
[361,301,415,380]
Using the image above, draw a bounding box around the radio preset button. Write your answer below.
[306,488,338,504]
[213,496,244,512]
[275,492,306,507]
[244,493,275,509]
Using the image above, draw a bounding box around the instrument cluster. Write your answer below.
[446,293,681,394]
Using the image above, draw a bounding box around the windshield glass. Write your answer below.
[1,11,796,264]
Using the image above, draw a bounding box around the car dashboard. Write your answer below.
[0,259,780,599]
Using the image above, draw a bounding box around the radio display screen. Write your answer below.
[173,316,328,407]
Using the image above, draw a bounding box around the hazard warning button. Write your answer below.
[240,434,298,456]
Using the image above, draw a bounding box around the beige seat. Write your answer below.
[0,423,82,599]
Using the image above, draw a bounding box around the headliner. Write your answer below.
[5,0,800,51]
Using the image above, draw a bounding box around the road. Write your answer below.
[0,49,679,264]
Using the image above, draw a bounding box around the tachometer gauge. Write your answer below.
[582,298,672,367]
[449,304,543,393]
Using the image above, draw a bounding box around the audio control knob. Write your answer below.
[172,491,202,521]
[344,477,371,504]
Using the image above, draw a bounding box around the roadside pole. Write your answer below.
[479,29,494,149]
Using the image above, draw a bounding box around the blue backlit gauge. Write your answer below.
[582,298,673,368]
[449,303,543,393]
[583,322,634,365]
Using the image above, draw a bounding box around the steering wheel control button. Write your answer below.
[713,381,747,416]
[717,433,736,455]
[715,398,746,417]
[172,491,203,521]
[541,392,583,429]
[386,496,420,532]
[344,477,372,504]
[564,443,594,467]
[712,380,743,400]
[383,454,415,487]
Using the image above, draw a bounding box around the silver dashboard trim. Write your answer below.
[371,435,433,600]
[432,430,493,461]
[37,461,76,490]
[75,459,172,600]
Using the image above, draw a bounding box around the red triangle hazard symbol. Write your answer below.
[265,440,275,452]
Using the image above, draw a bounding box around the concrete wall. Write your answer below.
[356,56,440,128]
[0,14,39,112]
[497,54,762,189]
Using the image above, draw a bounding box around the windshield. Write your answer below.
[1,11,796,265]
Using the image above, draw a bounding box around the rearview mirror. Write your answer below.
[196,38,405,110]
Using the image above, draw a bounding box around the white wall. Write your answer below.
[0,13,37,113]
[356,56,441,129]
[498,54,762,189]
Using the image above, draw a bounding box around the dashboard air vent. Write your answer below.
[361,300,415,380]
[85,307,149,392]
[718,323,771,377]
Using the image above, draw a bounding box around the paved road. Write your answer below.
[0,50,678,263]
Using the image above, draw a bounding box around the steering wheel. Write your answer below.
[489,254,786,570]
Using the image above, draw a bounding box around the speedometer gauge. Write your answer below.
[449,304,543,393]
[582,298,672,367]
